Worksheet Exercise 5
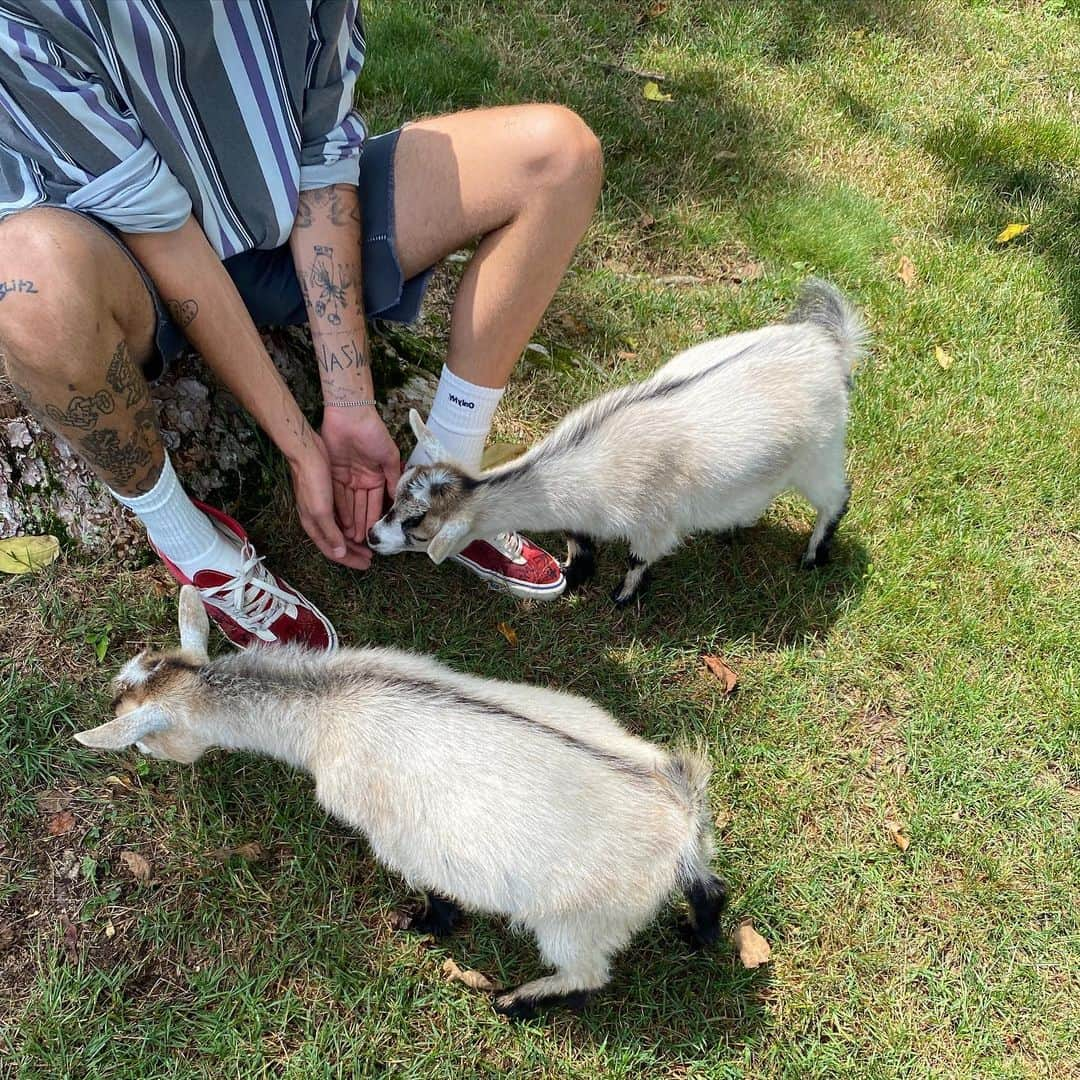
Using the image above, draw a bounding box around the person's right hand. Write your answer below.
[288,436,372,570]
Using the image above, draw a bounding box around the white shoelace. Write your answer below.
[487,531,526,564]
[200,540,297,640]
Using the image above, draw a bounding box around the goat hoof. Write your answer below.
[562,557,596,593]
[678,917,721,951]
[398,893,461,938]
[493,990,591,1021]
[493,994,539,1021]
[800,549,830,570]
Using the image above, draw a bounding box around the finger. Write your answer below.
[383,451,403,498]
[303,515,369,569]
[335,482,356,541]
[352,481,367,543]
[363,484,384,544]
[310,506,348,562]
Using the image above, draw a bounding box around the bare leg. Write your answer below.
[391,105,603,389]
[0,209,161,496]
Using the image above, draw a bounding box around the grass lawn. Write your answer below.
[2,1,1078,1076]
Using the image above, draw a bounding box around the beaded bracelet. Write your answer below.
[324,399,377,408]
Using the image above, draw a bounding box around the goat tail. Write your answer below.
[788,277,869,377]
[662,745,717,879]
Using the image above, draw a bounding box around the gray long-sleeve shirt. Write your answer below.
[0,0,367,257]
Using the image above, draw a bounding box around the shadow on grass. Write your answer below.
[924,113,1080,328]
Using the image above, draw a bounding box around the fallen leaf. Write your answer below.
[995,222,1029,245]
[637,211,656,230]
[46,811,75,836]
[105,774,133,789]
[103,921,116,939]
[442,957,501,992]
[714,807,733,832]
[36,789,70,814]
[727,260,764,284]
[715,149,738,160]
[732,921,771,968]
[211,841,265,863]
[648,1,669,15]
[934,345,954,370]
[388,909,413,932]
[61,916,79,957]
[616,350,637,361]
[642,80,673,102]
[897,255,917,288]
[119,850,152,883]
[557,312,588,336]
[884,819,910,851]
[0,534,59,575]
[703,654,738,694]
[480,443,528,470]
[496,622,518,647]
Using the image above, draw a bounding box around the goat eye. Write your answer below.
[402,513,426,530]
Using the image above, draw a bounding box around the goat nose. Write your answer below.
[366,527,380,547]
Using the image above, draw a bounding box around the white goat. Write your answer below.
[75,586,727,1019]
[368,278,866,605]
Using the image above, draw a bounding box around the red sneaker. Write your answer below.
[450,532,566,600]
[152,501,338,651]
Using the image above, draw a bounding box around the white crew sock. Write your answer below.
[407,365,505,470]
[110,455,241,579]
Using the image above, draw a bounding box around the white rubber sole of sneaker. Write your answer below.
[450,553,567,601]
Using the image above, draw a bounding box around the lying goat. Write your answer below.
[75,586,727,1019]
[368,278,866,605]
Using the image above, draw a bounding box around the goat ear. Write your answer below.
[427,517,472,565]
[74,704,170,751]
[409,409,445,462]
[178,585,210,661]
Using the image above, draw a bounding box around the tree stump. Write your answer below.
[0,326,437,558]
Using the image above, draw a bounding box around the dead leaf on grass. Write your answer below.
[61,916,79,957]
[934,345,954,370]
[616,350,637,361]
[703,655,738,694]
[480,443,528,470]
[496,622,518,648]
[46,810,75,836]
[211,841,265,863]
[732,921,772,969]
[636,211,656,230]
[884,819,910,851]
[442,957,502,992]
[36,789,70,814]
[995,222,1029,244]
[643,80,673,102]
[897,255,917,288]
[714,807,733,832]
[119,850,152,883]
[103,921,116,939]
[715,149,738,161]
[0,534,59,575]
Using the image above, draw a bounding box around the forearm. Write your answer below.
[122,216,316,465]
[288,185,372,406]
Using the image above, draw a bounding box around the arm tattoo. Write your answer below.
[316,338,368,374]
[293,185,362,229]
[0,279,38,301]
[165,298,199,328]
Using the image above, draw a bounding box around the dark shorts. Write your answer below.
[55,127,432,380]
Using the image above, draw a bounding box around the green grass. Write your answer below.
[2,1,1079,1076]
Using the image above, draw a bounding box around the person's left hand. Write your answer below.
[319,405,403,555]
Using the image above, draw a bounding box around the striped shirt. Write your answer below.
[0,0,367,258]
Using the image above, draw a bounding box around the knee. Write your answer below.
[0,210,109,371]
[520,106,604,201]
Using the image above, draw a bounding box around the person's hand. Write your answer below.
[319,405,402,554]
[287,432,372,569]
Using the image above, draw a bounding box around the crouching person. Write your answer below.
[0,1,603,646]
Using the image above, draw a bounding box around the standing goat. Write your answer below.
[368,278,866,605]
[75,586,727,1019]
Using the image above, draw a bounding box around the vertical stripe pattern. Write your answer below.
[0,0,367,256]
